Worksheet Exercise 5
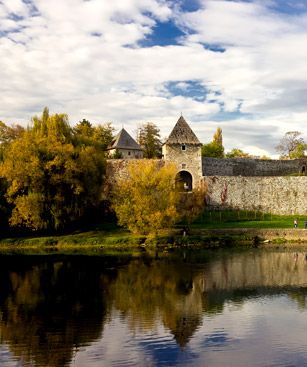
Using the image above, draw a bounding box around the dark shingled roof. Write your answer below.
[107,128,142,151]
[164,116,201,145]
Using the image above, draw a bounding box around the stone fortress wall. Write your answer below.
[203,157,307,176]
[202,158,307,214]
[106,158,307,215]
[204,175,307,215]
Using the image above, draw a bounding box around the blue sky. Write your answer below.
[1,0,307,156]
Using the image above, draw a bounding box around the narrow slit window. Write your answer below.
[181,144,186,151]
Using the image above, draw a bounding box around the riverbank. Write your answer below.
[0,227,307,252]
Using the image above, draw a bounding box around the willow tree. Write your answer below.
[0,108,106,231]
[111,160,179,234]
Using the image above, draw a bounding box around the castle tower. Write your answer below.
[106,128,143,159]
[162,116,202,190]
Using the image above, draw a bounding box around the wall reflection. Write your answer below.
[0,250,307,366]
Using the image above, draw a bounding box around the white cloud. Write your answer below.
[0,0,306,155]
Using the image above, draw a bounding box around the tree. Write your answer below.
[137,122,162,158]
[74,119,114,151]
[201,127,224,158]
[0,121,25,144]
[176,183,207,228]
[225,148,251,158]
[275,131,306,159]
[111,160,179,234]
[0,109,106,231]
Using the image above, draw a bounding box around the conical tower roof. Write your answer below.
[107,128,142,150]
[164,116,201,145]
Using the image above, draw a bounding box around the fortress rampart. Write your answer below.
[205,175,307,215]
[106,159,307,215]
[203,157,307,176]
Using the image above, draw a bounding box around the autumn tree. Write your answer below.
[275,131,306,159]
[111,160,179,234]
[137,122,162,158]
[176,183,207,228]
[201,127,224,158]
[0,108,106,231]
[225,148,251,158]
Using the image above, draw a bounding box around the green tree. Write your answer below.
[275,131,306,159]
[201,127,224,158]
[0,109,106,231]
[137,122,162,158]
[111,160,179,234]
[289,142,307,159]
[74,119,114,151]
[225,148,251,158]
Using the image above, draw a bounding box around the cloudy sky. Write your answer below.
[1,0,307,156]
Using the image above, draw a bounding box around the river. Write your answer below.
[1,248,307,366]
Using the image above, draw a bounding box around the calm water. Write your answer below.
[1,249,307,367]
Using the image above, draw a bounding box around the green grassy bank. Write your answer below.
[0,212,307,251]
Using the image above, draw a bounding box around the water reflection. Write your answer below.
[0,250,307,366]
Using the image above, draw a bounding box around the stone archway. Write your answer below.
[175,171,193,192]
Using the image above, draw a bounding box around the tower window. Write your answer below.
[181,144,186,151]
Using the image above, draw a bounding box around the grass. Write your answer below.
[191,210,307,229]
[1,211,307,251]
[0,222,147,250]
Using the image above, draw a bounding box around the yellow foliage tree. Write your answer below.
[0,109,106,231]
[112,160,180,234]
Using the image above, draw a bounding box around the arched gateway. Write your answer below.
[175,171,193,191]
[162,116,203,190]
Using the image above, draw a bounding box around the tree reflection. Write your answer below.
[0,256,115,367]
[109,257,205,347]
[2,250,307,364]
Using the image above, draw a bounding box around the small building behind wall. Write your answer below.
[107,128,143,159]
[163,116,203,190]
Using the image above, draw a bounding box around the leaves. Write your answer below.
[0,109,106,231]
[202,127,224,158]
[137,122,162,158]
[275,131,306,159]
[111,160,179,234]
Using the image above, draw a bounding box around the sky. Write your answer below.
[1,0,307,157]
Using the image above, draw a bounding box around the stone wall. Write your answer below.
[203,157,307,176]
[105,159,164,192]
[105,159,307,215]
[205,176,307,215]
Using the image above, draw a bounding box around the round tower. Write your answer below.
[162,116,202,190]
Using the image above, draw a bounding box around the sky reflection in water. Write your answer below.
[1,250,307,367]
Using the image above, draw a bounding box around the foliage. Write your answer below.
[0,108,106,231]
[275,131,306,159]
[177,184,207,227]
[0,121,25,145]
[137,122,162,158]
[201,127,224,158]
[111,160,179,234]
[110,149,123,159]
[74,118,114,150]
[225,148,251,158]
